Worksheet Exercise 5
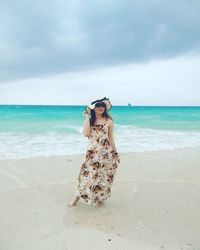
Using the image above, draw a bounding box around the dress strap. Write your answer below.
[104,118,109,126]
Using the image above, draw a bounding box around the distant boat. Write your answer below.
[128,102,132,106]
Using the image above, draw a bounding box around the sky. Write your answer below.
[0,0,200,106]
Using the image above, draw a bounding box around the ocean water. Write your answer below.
[0,105,200,159]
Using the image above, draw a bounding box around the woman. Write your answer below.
[68,97,120,207]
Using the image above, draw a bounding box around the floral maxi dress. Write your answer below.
[75,118,120,207]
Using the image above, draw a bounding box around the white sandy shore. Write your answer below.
[0,147,200,250]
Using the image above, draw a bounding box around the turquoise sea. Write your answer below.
[0,105,200,159]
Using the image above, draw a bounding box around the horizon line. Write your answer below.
[0,104,200,107]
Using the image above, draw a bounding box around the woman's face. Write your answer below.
[94,102,106,115]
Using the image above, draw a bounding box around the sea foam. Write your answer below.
[1,125,200,159]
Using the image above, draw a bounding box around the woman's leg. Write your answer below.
[67,194,80,207]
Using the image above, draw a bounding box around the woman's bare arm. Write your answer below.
[108,119,118,153]
[82,112,91,138]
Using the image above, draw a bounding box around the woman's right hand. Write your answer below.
[83,111,90,119]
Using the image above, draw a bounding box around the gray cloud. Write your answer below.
[0,0,200,82]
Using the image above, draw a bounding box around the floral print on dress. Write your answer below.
[75,118,120,207]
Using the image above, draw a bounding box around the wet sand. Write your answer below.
[0,147,200,250]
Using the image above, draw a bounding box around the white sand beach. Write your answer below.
[0,147,200,250]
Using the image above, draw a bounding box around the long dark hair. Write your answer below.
[90,107,113,126]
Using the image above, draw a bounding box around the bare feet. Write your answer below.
[67,195,80,207]
[95,201,104,207]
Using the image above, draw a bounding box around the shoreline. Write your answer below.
[0,146,200,249]
[1,144,200,161]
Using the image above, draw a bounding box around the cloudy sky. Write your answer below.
[0,0,200,106]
